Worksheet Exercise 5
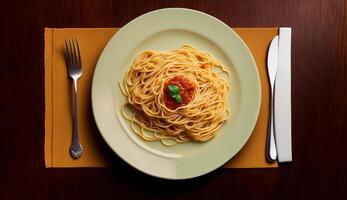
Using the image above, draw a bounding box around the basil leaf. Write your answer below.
[174,94,182,104]
[168,84,182,104]
[168,84,180,96]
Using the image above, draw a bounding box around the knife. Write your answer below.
[266,35,279,162]
[275,28,292,163]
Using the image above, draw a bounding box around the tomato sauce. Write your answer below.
[163,76,195,109]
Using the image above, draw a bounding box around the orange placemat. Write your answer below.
[45,28,278,168]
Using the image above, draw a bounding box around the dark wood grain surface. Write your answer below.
[1,0,346,199]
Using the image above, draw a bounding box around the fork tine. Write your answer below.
[68,39,75,67]
[65,39,71,68]
[75,39,82,67]
[72,39,78,67]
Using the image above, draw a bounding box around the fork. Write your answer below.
[65,39,83,159]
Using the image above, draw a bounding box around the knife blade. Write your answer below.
[266,35,279,162]
[275,28,292,163]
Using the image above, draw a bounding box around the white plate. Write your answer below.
[92,8,261,179]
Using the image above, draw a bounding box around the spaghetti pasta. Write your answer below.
[120,45,230,146]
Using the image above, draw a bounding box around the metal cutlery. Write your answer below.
[266,35,279,162]
[65,39,84,159]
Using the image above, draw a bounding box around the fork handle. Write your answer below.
[70,79,83,159]
[266,85,277,162]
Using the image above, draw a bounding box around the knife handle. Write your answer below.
[266,88,277,162]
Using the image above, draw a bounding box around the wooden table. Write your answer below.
[1,0,346,199]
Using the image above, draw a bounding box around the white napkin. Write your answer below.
[275,27,292,162]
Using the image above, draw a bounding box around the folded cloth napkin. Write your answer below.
[45,27,278,168]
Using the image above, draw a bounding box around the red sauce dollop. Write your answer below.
[163,76,195,109]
